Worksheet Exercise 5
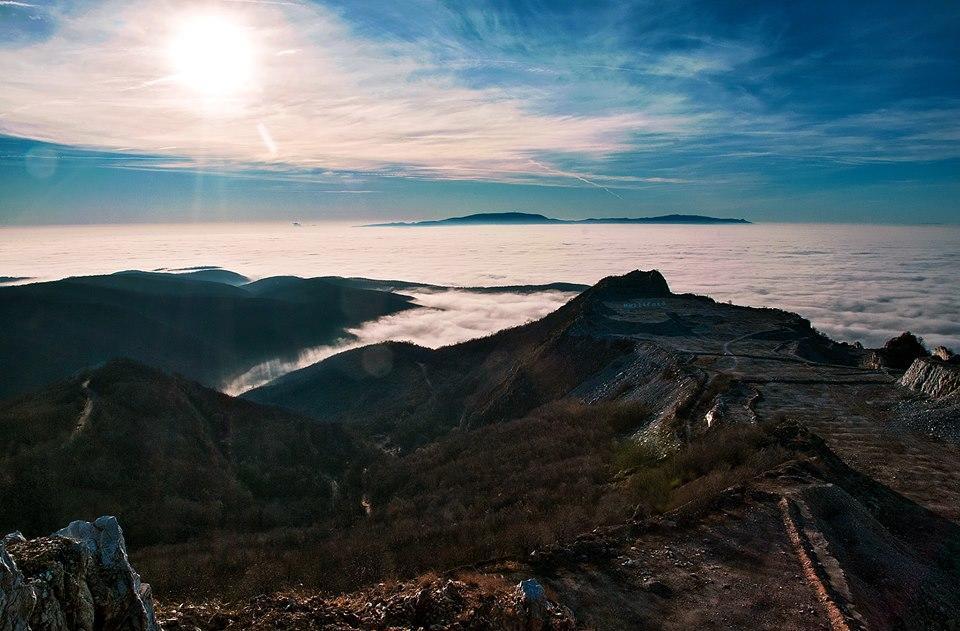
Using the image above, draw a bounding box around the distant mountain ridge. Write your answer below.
[365,211,751,226]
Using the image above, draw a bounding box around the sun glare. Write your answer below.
[168,13,256,99]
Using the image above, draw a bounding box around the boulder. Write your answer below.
[0,517,158,631]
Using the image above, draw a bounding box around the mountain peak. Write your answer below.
[586,269,671,301]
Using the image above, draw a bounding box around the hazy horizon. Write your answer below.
[2,217,959,227]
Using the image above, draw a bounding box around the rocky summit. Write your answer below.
[581,269,673,301]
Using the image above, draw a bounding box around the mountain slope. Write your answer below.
[486,425,960,630]
[152,423,960,630]
[246,269,960,522]
[244,271,674,448]
[0,271,414,399]
[242,270,743,448]
[0,359,373,546]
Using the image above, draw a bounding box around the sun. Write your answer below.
[168,13,256,99]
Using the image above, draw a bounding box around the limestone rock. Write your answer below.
[933,345,957,362]
[899,357,960,399]
[1,516,158,631]
[2,533,26,547]
[0,545,35,631]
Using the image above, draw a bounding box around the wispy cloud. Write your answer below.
[0,0,957,210]
[0,0,689,184]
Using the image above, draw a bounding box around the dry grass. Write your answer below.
[136,405,797,602]
[618,422,791,514]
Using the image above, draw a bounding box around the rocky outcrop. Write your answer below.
[1,543,35,631]
[932,345,958,363]
[0,516,157,631]
[587,269,672,301]
[899,357,960,399]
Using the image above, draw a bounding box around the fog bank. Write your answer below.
[223,288,578,394]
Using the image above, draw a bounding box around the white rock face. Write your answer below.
[2,533,25,547]
[0,516,158,631]
[899,358,960,399]
[0,545,36,631]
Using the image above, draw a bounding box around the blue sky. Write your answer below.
[1,0,958,224]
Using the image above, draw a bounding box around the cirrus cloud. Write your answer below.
[0,0,688,182]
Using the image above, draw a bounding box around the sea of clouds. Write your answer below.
[4,222,958,389]
[223,288,578,394]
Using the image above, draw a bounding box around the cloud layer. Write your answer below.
[3,222,956,356]
[223,287,577,393]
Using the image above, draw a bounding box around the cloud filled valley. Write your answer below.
[224,287,578,394]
